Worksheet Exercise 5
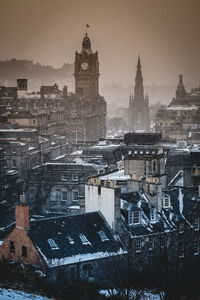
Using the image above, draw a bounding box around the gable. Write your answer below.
[0,227,46,269]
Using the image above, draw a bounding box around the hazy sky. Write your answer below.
[0,0,200,88]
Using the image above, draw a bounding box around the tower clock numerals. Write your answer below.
[81,62,89,70]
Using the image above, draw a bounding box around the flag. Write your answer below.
[86,24,90,28]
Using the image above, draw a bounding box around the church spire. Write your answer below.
[134,56,144,100]
[137,55,141,70]
[176,74,186,101]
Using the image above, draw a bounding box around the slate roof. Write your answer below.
[28,211,126,268]
[163,187,199,222]
[120,192,176,237]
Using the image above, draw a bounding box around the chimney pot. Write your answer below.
[20,194,26,204]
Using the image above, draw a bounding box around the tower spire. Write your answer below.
[134,55,144,100]
[137,55,141,70]
[176,74,186,101]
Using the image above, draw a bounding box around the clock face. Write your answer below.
[81,62,89,70]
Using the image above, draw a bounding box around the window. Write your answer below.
[135,238,142,253]
[178,222,184,234]
[148,236,154,250]
[70,266,76,280]
[160,235,166,248]
[79,234,91,246]
[193,241,199,255]
[150,208,157,222]
[98,186,101,196]
[153,161,156,172]
[61,174,67,181]
[72,190,79,202]
[163,197,170,208]
[193,218,199,231]
[179,244,184,258]
[98,231,109,242]
[61,190,68,201]
[72,174,78,181]
[9,241,15,253]
[47,239,59,250]
[50,188,60,202]
[22,245,27,257]
[82,264,92,278]
[128,211,141,225]
[12,159,16,167]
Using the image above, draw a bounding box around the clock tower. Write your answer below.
[74,33,99,98]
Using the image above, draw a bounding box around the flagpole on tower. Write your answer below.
[86,24,90,34]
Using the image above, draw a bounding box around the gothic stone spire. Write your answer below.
[176,74,186,101]
[134,56,144,100]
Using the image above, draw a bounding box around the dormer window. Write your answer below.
[150,208,157,222]
[163,196,170,208]
[128,211,141,225]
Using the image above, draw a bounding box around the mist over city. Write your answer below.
[0,1,200,300]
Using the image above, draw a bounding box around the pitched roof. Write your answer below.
[164,187,199,218]
[28,211,126,268]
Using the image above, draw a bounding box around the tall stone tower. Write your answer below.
[74,33,99,99]
[66,32,107,144]
[129,57,150,132]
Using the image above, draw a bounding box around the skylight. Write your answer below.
[47,239,59,250]
[98,231,109,242]
[79,234,91,246]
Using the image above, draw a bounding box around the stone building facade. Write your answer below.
[155,75,200,141]
[26,161,106,214]
[0,33,107,145]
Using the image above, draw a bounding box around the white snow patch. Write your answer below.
[99,170,130,181]
[37,247,127,268]
[0,288,50,300]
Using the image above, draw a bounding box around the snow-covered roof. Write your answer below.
[0,288,49,300]
[167,105,198,111]
[99,170,130,181]
[28,212,126,268]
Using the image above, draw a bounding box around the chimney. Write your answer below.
[15,194,29,229]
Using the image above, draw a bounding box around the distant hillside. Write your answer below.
[0,59,74,92]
